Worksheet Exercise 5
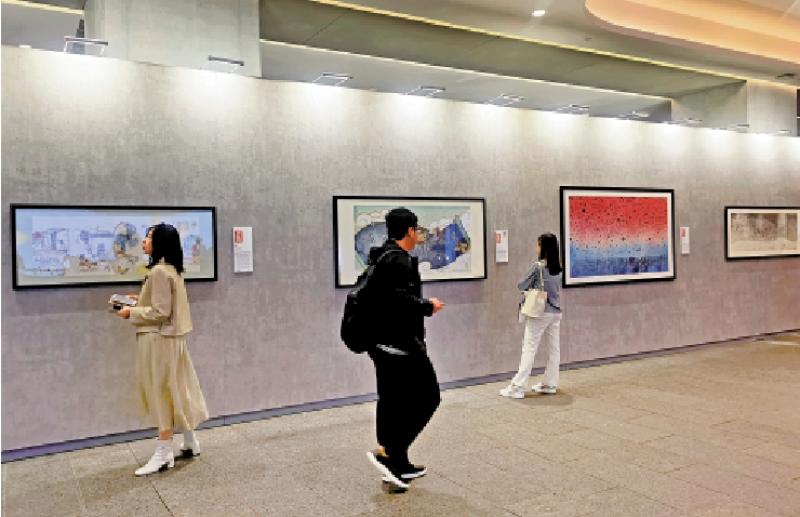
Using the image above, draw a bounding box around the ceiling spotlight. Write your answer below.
[557,104,590,115]
[19,44,32,49]
[776,129,791,135]
[63,36,108,56]
[406,86,445,97]
[206,55,245,73]
[630,110,649,119]
[312,73,352,87]
[729,123,750,132]
[486,94,524,107]
[532,10,546,17]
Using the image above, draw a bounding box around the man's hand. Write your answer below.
[116,307,131,319]
[430,298,445,314]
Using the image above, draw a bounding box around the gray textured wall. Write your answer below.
[3,47,799,451]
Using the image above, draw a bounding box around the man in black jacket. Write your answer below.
[365,207,445,490]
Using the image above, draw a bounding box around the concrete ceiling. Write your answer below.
[259,0,747,98]
[300,0,800,86]
[261,39,672,120]
[3,0,796,124]
[1,2,82,51]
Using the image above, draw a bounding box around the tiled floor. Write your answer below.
[3,334,800,517]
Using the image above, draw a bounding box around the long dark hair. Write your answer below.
[147,223,184,274]
[538,232,562,275]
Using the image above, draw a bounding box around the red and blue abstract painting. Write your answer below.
[561,188,675,286]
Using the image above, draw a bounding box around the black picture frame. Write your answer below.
[560,186,676,287]
[11,204,218,290]
[724,206,800,260]
[333,195,487,288]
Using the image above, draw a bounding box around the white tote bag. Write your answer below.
[520,262,547,318]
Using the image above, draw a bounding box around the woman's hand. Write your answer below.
[116,307,131,319]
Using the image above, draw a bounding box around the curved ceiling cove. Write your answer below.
[586,0,800,67]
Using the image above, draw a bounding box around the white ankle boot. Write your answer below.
[180,433,201,458]
[135,439,175,476]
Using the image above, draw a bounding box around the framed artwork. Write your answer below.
[333,196,487,287]
[560,187,675,287]
[11,204,217,289]
[725,206,800,260]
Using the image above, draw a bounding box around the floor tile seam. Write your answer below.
[590,483,693,514]
[709,421,800,443]
[743,445,800,470]
[709,440,800,471]
[66,449,89,515]
[578,450,703,484]
[548,412,673,443]
[500,492,601,517]
[137,442,176,517]
[688,456,800,489]
[643,433,800,474]
[571,444,701,474]
[630,417,753,444]
[664,462,796,502]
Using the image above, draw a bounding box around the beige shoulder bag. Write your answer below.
[521,261,547,318]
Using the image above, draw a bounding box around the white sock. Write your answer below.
[183,430,196,447]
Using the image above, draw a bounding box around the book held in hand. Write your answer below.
[109,294,137,311]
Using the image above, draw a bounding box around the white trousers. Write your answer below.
[511,312,562,388]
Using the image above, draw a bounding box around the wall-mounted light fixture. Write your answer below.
[206,55,245,73]
[666,118,702,126]
[312,73,352,86]
[616,110,650,120]
[406,86,445,97]
[63,36,108,56]
[532,10,546,17]
[557,104,590,115]
[486,94,523,107]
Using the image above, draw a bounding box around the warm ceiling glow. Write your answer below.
[586,0,800,65]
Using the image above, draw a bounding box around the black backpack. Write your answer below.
[340,250,398,353]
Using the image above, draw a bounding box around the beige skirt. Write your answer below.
[136,332,209,432]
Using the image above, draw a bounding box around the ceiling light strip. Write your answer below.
[307,0,779,86]
[260,39,671,102]
[2,0,83,15]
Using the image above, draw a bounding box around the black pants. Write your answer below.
[368,347,441,466]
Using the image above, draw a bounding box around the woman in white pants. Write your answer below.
[500,233,563,399]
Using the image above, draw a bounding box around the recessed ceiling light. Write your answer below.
[665,118,702,126]
[532,10,546,17]
[406,86,445,97]
[556,104,590,115]
[19,44,32,49]
[486,94,523,107]
[776,129,791,135]
[312,73,352,87]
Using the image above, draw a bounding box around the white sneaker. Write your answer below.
[499,385,525,399]
[179,437,201,458]
[135,440,175,476]
[532,383,557,394]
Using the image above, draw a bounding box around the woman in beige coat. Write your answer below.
[116,223,209,476]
